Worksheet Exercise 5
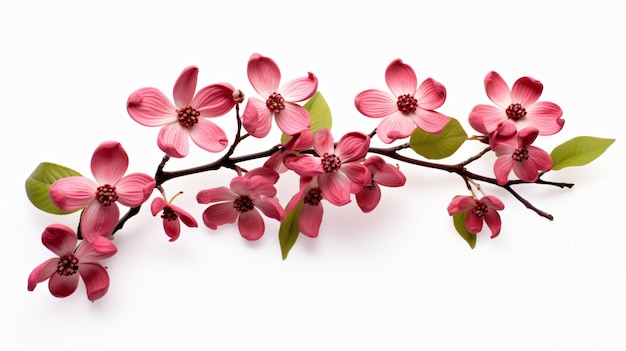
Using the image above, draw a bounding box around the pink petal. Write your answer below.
[173,66,199,108]
[157,123,189,158]
[465,213,484,234]
[413,109,450,134]
[245,167,280,184]
[512,159,540,182]
[41,224,77,256]
[151,197,167,216]
[115,173,155,207]
[299,204,323,238]
[376,112,416,143]
[126,87,177,126]
[49,176,98,211]
[197,186,238,204]
[242,98,272,138]
[247,53,281,98]
[354,89,397,118]
[283,154,325,177]
[415,78,446,110]
[447,196,476,215]
[335,132,369,163]
[340,163,372,192]
[525,101,564,136]
[468,104,506,135]
[355,184,381,213]
[279,73,318,102]
[313,128,334,156]
[237,209,265,240]
[91,141,128,185]
[511,76,543,106]
[79,263,111,301]
[27,258,58,291]
[494,156,515,185]
[372,164,406,187]
[201,202,239,230]
[318,173,351,206]
[163,217,181,241]
[75,236,117,262]
[517,127,539,147]
[527,146,553,172]
[274,102,311,136]
[482,195,505,211]
[48,273,79,298]
[254,197,285,222]
[484,211,502,238]
[484,71,511,109]
[188,119,228,153]
[193,83,236,117]
[80,203,120,241]
[385,59,417,97]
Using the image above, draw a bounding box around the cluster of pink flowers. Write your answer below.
[28,53,566,301]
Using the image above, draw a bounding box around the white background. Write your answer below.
[1,1,624,350]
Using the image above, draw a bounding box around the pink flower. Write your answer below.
[447,195,505,238]
[151,194,198,242]
[355,156,407,213]
[468,71,564,137]
[490,127,553,185]
[263,129,314,173]
[127,66,238,158]
[355,59,450,143]
[196,167,285,240]
[242,53,318,138]
[285,177,325,238]
[49,142,156,242]
[284,128,371,206]
[27,224,117,301]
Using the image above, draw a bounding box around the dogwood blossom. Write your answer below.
[27,224,117,301]
[196,167,285,240]
[49,142,155,242]
[127,66,238,157]
[151,194,198,242]
[468,71,564,138]
[447,195,505,238]
[355,58,450,143]
[355,156,407,213]
[284,128,371,206]
[286,176,325,238]
[490,127,552,185]
[242,53,318,138]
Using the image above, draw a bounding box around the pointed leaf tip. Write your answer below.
[279,201,304,260]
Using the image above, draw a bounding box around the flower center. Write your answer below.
[322,153,341,173]
[304,187,323,206]
[472,201,488,217]
[161,206,178,221]
[57,254,79,276]
[505,103,527,121]
[266,93,285,113]
[177,106,200,127]
[96,184,118,206]
[397,94,418,113]
[512,146,529,162]
[233,196,254,213]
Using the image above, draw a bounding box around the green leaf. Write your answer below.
[25,162,83,214]
[550,136,615,170]
[281,91,332,143]
[409,117,468,159]
[452,211,476,249]
[279,201,304,260]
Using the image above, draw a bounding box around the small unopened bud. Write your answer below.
[232,89,245,103]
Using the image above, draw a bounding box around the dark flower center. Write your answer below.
[233,196,254,213]
[177,106,200,127]
[96,184,118,206]
[57,254,79,276]
[322,153,341,173]
[397,94,418,113]
[512,146,529,162]
[161,206,178,221]
[472,201,488,217]
[266,93,285,113]
[304,187,323,206]
[505,103,527,121]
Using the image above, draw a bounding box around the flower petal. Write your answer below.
[415,78,446,110]
[188,119,229,153]
[91,141,129,185]
[527,146,553,172]
[299,204,323,238]
[447,195,477,215]
[80,203,120,241]
[75,236,117,262]
[173,66,199,108]
[169,203,198,228]
[163,217,181,241]
[318,173,351,206]
[385,59,417,97]
[355,89,397,118]
[254,197,285,222]
[483,210,502,238]
[484,71,511,108]
[41,224,78,256]
[355,184,381,213]
[27,258,58,291]
[525,101,564,136]
[157,123,189,158]
[79,263,111,301]
[48,273,79,298]
[511,76,543,106]
[335,132,370,163]
[248,53,280,97]
[468,104,506,135]
[201,202,239,230]
[494,156,515,185]
[243,98,273,138]
[193,83,236,117]
[274,102,311,136]
[237,209,265,240]
[482,195,505,211]
[126,87,177,126]
[151,197,167,216]
[465,212,484,234]
[340,163,371,192]
[116,173,155,207]
[49,177,97,211]
[197,186,238,204]
[413,109,450,134]
[376,112,416,143]
[283,154,325,177]
[279,73,318,102]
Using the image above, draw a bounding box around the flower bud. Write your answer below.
[232,89,245,103]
